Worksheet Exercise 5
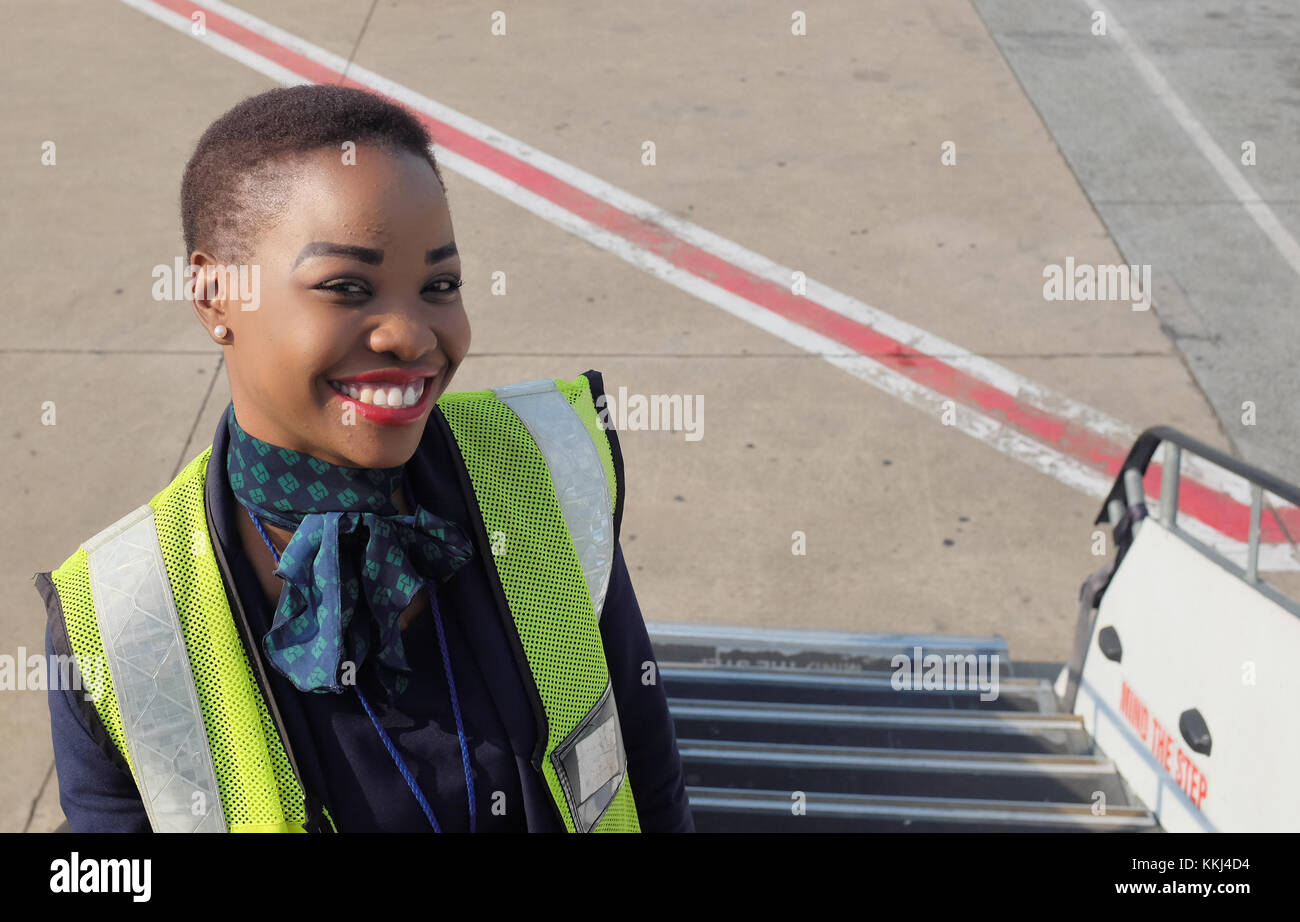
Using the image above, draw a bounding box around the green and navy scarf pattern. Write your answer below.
[224,403,474,699]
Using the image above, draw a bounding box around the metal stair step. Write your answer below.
[660,663,1058,713]
[677,738,1133,805]
[669,698,1094,754]
[648,622,1012,676]
[684,786,1159,833]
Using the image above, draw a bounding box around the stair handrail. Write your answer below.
[1093,426,1300,583]
[1061,425,1300,712]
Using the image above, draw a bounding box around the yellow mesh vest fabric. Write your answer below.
[438,373,640,832]
[52,448,310,833]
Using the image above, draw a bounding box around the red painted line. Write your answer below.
[157,0,1299,547]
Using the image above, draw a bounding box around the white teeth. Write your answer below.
[331,379,426,409]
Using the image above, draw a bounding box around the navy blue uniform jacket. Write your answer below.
[38,370,694,833]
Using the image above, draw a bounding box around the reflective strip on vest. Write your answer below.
[82,503,225,833]
[492,378,615,621]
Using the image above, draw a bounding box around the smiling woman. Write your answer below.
[34,84,693,835]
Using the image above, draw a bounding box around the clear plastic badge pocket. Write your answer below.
[551,680,627,832]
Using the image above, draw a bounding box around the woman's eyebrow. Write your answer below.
[293,241,384,268]
[426,242,458,265]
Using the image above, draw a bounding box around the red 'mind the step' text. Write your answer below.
[1119,680,1209,810]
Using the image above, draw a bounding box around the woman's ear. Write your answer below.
[190,250,234,344]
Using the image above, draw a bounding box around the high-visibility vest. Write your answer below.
[45,374,640,833]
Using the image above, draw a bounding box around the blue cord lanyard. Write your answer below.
[249,506,477,834]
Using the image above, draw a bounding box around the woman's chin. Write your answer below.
[329,433,421,470]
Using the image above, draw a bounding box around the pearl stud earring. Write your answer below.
[214,324,227,339]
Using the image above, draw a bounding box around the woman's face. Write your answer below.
[194,142,469,469]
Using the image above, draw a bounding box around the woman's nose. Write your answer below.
[367,306,439,360]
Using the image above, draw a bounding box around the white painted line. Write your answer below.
[1087,0,1300,277]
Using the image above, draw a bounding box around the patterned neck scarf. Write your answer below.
[224,403,475,700]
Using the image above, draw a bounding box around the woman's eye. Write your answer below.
[317,280,369,296]
[425,277,464,297]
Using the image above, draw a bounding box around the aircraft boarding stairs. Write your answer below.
[647,622,1156,832]
[650,426,1300,834]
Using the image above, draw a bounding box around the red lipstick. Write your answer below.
[326,365,444,426]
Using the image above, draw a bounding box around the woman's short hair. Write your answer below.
[181,84,443,263]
